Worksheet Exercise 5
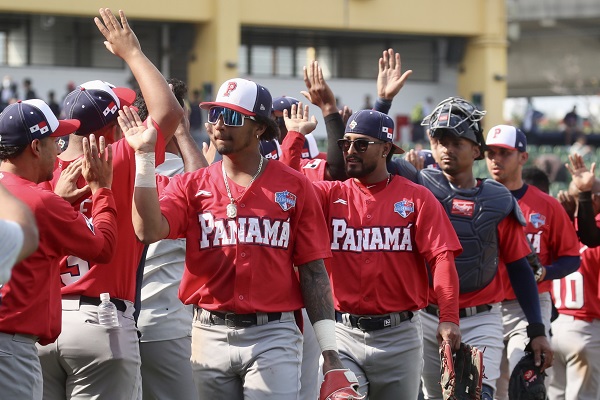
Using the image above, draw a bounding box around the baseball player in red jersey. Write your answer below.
[35,9,183,400]
[484,125,581,400]
[0,100,118,399]
[303,108,462,399]
[416,98,553,400]
[125,77,359,399]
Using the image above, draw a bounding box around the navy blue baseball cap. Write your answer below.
[272,96,300,115]
[0,99,80,147]
[201,78,272,119]
[418,149,440,169]
[485,125,527,152]
[63,80,136,136]
[345,110,404,154]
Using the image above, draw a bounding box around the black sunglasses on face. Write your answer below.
[337,138,385,153]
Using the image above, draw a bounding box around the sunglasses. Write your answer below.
[337,138,385,153]
[208,107,256,127]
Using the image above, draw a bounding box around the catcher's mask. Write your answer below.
[422,97,487,160]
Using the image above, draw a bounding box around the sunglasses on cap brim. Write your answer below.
[208,107,256,127]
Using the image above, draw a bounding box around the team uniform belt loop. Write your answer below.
[335,310,413,331]
[424,304,491,318]
[79,295,127,312]
[196,307,282,328]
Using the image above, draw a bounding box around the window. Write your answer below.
[241,27,441,82]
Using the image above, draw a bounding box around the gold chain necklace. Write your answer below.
[222,156,264,219]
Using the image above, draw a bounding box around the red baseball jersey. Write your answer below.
[159,160,331,313]
[48,122,165,302]
[0,172,118,345]
[552,242,600,321]
[501,185,580,300]
[312,175,462,315]
[429,214,532,309]
[280,130,327,182]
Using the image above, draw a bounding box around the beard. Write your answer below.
[345,158,377,178]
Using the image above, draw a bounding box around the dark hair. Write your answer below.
[0,144,28,161]
[132,78,187,121]
[256,115,280,142]
[522,166,550,194]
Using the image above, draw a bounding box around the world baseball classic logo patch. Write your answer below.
[275,190,297,211]
[529,213,546,228]
[394,200,414,218]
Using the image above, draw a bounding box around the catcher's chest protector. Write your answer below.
[418,169,517,293]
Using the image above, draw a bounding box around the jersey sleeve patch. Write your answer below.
[83,215,95,235]
[275,190,297,211]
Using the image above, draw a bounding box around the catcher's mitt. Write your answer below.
[508,351,546,400]
[440,341,484,400]
[319,369,365,400]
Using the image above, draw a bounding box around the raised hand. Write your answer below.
[94,8,141,61]
[301,61,338,116]
[118,106,157,153]
[377,48,413,101]
[338,105,353,126]
[54,158,91,204]
[405,149,425,171]
[557,190,576,219]
[284,102,318,135]
[82,134,113,191]
[567,153,596,192]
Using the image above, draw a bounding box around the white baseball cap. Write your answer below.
[485,124,527,152]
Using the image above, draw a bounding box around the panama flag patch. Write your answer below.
[394,199,414,218]
[529,213,546,229]
[382,126,393,140]
[30,121,49,135]
[103,101,118,116]
[275,190,297,211]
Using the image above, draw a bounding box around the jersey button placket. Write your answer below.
[235,247,251,309]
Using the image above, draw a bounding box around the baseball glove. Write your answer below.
[319,369,365,400]
[440,341,484,400]
[508,351,546,400]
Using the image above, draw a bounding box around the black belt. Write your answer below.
[425,304,491,318]
[80,295,127,313]
[201,309,282,328]
[335,310,413,331]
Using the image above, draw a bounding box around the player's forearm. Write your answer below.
[542,255,580,281]
[86,188,119,264]
[577,192,600,247]
[506,257,543,326]
[430,251,460,325]
[126,52,183,142]
[279,131,305,172]
[298,258,335,323]
[374,98,392,114]
[175,129,207,172]
[132,187,169,244]
[325,113,347,181]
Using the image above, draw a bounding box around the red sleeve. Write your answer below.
[43,188,118,264]
[279,131,305,172]
[156,174,171,194]
[498,215,532,263]
[291,177,332,266]
[159,174,191,239]
[430,251,460,325]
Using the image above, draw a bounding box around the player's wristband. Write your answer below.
[526,322,546,339]
[313,319,338,353]
[134,152,156,188]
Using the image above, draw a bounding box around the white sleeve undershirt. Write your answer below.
[0,220,25,284]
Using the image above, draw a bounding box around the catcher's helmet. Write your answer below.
[422,97,487,159]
